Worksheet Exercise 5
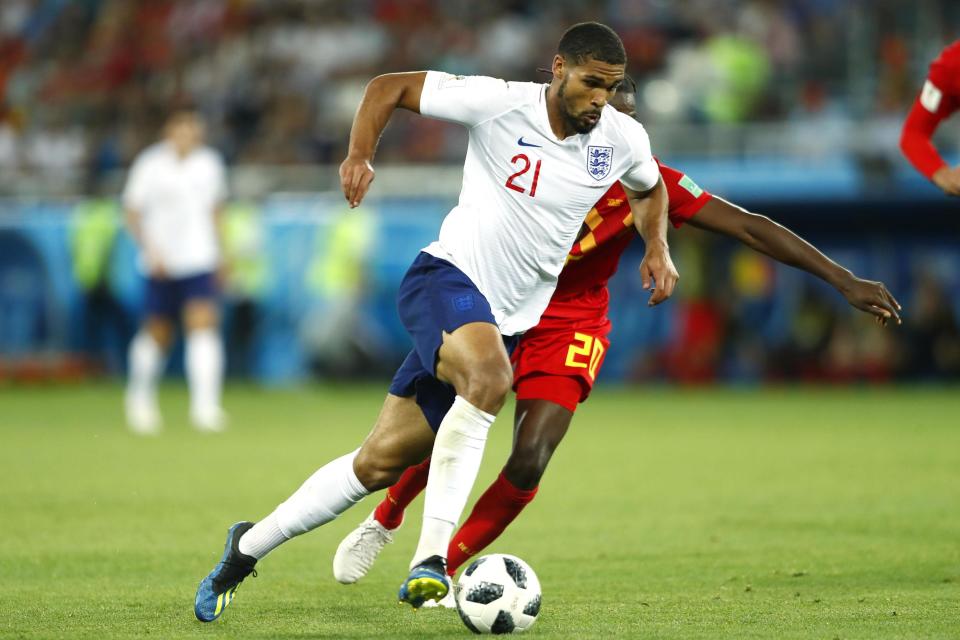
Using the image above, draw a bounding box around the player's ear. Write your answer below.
[552,54,565,81]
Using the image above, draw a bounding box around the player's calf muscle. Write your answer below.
[355,434,432,490]
[354,396,435,490]
[354,453,418,491]
[353,428,433,491]
[503,451,551,490]
[504,400,574,488]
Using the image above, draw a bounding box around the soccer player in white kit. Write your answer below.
[124,108,228,435]
[194,22,678,621]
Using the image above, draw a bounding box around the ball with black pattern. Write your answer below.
[455,554,542,634]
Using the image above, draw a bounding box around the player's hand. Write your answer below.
[639,240,679,307]
[146,248,167,280]
[339,156,375,208]
[838,275,902,327]
[932,165,960,196]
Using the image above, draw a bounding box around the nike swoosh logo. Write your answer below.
[517,137,542,147]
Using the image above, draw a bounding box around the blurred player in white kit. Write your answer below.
[123,107,229,434]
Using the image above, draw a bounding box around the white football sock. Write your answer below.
[127,331,163,405]
[237,512,286,560]
[186,328,224,416]
[412,396,495,568]
[239,450,368,560]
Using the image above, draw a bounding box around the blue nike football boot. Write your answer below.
[398,555,450,609]
[194,521,258,622]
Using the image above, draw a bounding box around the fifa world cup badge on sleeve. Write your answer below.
[679,174,704,198]
[439,74,467,90]
[920,79,943,113]
[587,146,613,180]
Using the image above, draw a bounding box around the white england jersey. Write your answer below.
[123,142,227,278]
[419,71,659,335]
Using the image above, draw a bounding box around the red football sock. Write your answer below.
[373,457,431,530]
[446,471,538,576]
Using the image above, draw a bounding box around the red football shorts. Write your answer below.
[511,310,612,413]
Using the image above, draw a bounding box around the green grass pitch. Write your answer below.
[1,383,958,639]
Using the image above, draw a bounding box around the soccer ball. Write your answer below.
[455,554,542,634]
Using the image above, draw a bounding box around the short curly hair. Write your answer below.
[557,22,626,66]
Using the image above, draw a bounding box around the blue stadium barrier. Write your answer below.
[1,179,958,382]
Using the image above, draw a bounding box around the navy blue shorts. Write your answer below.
[388,252,518,432]
[144,272,218,320]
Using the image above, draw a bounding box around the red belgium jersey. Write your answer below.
[511,162,714,411]
[542,160,713,320]
[901,40,960,179]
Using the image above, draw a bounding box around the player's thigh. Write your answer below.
[510,319,610,413]
[183,298,220,331]
[435,322,512,404]
[354,393,436,490]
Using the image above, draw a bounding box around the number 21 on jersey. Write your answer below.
[565,332,605,380]
[505,154,541,197]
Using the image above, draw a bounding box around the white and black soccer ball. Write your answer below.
[455,554,542,634]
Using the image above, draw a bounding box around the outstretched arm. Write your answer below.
[687,197,901,325]
[339,72,427,208]
[900,96,960,195]
[624,178,678,306]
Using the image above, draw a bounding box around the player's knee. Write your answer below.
[184,300,219,330]
[145,320,174,349]
[457,363,512,414]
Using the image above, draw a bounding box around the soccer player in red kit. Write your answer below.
[333,85,902,595]
[900,40,960,195]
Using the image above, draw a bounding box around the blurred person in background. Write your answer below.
[902,271,960,378]
[23,109,86,181]
[900,40,960,195]
[220,199,268,378]
[123,106,228,435]
[69,179,132,375]
[301,204,386,379]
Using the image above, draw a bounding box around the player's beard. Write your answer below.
[558,77,602,134]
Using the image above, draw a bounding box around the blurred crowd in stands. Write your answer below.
[627,235,960,384]
[1,0,958,188]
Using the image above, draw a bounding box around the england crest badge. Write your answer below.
[587,146,613,180]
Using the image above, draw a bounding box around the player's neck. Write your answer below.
[544,86,576,140]
[167,140,197,160]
